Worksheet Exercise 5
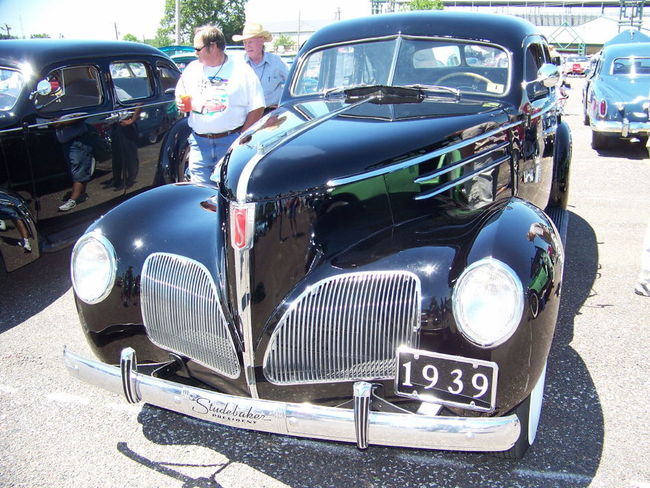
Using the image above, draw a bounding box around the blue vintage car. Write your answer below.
[583,42,650,149]
[64,11,571,459]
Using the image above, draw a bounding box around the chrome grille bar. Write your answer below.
[141,253,240,379]
[264,271,421,385]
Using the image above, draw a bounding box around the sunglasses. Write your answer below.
[194,43,211,53]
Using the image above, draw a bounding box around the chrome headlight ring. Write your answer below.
[70,231,117,305]
[452,257,524,348]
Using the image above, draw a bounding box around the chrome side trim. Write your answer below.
[64,347,522,453]
[327,121,520,187]
[141,253,240,379]
[413,140,509,184]
[414,154,511,201]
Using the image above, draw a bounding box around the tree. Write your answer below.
[159,0,246,45]
[30,33,51,38]
[122,33,139,42]
[273,34,294,53]
[406,0,444,10]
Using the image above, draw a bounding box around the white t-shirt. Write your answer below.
[176,56,265,135]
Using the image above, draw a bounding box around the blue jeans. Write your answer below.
[187,131,239,184]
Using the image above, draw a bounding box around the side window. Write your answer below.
[110,61,153,102]
[157,63,180,93]
[35,65,102,113]
[525,43,548,100]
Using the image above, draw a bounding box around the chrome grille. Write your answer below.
[141,253,240,378]
[263,271,421,385]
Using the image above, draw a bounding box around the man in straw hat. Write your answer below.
[175,25,265,184]
[233,23,288,111]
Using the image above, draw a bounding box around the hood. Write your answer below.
[221,96,513,202]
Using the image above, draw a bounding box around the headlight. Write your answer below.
[71,232,117,304]
[452,257,523,348]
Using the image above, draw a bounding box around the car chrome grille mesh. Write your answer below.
[264,271,421,385]
[141,253,240,378]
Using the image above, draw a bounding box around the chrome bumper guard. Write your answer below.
[63,347,520,452]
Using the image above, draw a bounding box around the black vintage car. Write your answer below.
[0,39,181,272]
[64,12,572,459]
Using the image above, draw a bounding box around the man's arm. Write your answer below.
[241,107,264,132]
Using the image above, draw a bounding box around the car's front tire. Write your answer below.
[494,362,546,459]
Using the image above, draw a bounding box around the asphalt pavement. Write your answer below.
[0,77,649,488]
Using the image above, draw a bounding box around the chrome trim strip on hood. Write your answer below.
[64,347,521,452]
[327,120,520,187]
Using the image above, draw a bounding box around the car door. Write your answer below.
[107,58,180,198]
[27,62,119,227]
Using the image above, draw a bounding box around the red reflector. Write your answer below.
[599,100,607,117]
[233,207,248,249]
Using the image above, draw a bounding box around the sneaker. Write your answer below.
[18,238,32,253]
[635,282,650,297]
[0,220,5,231]
[58,199,77,212]
[76,192,89,204]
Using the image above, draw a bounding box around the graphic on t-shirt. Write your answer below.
[197,76,230,115]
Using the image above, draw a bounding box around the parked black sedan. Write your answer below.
[65,12,571,459]
[0,39,181,272]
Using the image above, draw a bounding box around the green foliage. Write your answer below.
[122,33,139,42]
[159,0,246,45]
[406,0,444,10]
[30,33,51,38]
[273,34,294,52]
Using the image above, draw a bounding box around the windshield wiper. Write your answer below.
[402,84,461,101]
[325,84,425,104]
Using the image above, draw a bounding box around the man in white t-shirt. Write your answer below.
[175,25,265,184]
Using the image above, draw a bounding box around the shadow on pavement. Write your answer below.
[122,212,603,488]
[0,247,73,334]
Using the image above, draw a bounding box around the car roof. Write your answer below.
[601,42,650,60]
[301,11,541,53]
[0,39,169,70]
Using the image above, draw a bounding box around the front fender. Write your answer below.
[75,182,222,362]
[0,191,40,272]
[155,117,191,185]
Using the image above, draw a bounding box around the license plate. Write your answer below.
[395,347,498,412]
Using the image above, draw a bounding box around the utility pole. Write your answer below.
[175,0,181,44]
[114,22,119,40]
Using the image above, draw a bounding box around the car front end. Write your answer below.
[64,11,568,459]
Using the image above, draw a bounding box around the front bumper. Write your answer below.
[591,119,650,137]
[63,347,521,452]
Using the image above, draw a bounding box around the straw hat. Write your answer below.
[233,23,273,42]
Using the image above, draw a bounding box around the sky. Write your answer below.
[0,0,369,41]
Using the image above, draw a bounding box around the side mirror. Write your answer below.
[521,63,560,90]
[29,79,52,100]
[37,79,52,95]
[537,63,561,88]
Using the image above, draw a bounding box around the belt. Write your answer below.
[194,127,241,139]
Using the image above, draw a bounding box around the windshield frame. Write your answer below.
[289,34,512,99]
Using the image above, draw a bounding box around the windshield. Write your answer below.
[292,37,509,97]
[0,68,23,111]
[611,57,650,76]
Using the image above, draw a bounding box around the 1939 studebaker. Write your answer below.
[64,11,571,459]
